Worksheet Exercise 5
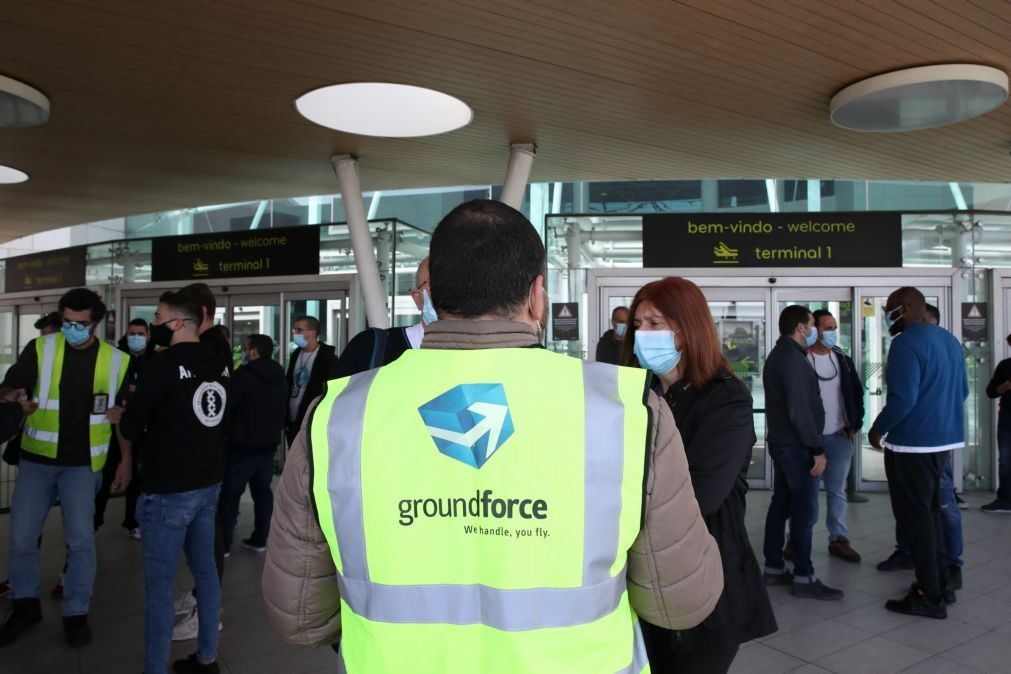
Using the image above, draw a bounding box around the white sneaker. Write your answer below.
[174,590,197,616]
[172,607,223,642]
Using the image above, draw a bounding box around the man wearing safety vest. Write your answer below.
[263,200,724,673]
[0,287,131,648]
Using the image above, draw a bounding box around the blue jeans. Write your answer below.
[896,452,963,566]
[138,485,221,674]
[8,460,101,616]
[997,414,1011,503]
[763,444,821,578]
[218,445,275,551]
[822,432,854,542]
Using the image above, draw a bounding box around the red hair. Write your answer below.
[620,277,732,390]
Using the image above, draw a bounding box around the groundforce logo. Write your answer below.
[399,489,547,526]
[418,383,514,469]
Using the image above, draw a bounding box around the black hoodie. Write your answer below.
[227,356,289,452]
[120,341,230,494]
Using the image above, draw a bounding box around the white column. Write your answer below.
[332,154,390,329]
[500,143,537,210]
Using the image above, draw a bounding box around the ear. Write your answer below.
[529,275,546,319]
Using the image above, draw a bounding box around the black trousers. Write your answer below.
[884,450,950,601]
[640,621,740,674]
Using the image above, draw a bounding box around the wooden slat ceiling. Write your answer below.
[0,0,1009,240]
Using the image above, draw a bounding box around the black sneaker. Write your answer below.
[876,551,914,571]
[763,570,794,587]
[981,499,1011,513]
[241,538,267,553]
[947,565,963,590]
[173,653,220,673]
[0,598,42,646]
[943,586,957,605]
[63,614,92,648]
[955,493,969,510]
[885,587,947,619]
[791,576,844,600]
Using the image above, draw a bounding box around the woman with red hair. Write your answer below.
[623,276,777,672]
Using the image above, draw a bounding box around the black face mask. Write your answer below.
[150,321,175,348]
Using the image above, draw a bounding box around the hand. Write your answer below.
[810,453,827,477]
[110,458,132,494]
[106,404,126,424]
[1,387,26,403]
[17,399,38,416]
[869,428,883,450]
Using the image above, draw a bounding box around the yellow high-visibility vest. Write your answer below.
[310,347,651,674]
[22,333,129,472]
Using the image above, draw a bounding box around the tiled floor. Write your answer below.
[2,488,1011,673]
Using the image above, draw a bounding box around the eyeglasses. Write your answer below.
[62,320,92,330]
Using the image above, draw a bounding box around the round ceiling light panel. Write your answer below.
[0,165,29,184]
[295,82,472,137]
[830,64,1008,132]
[0,74,50,128]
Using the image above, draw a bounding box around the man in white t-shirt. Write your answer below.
[808,309,865,563]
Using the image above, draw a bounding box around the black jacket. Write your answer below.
[120,341,230,494]
[764,336,824,453]
[595,330,623,365]
[330,327,412,379]
[830,346,864,432]
[228,357,289,451]
[987,357,1011,414]
[0,402,24,465]
[286,342,337,436]
[642,370,777,654]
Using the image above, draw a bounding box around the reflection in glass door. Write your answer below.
[232,303,281,364]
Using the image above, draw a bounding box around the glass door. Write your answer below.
[281,290,349,368]
[231,297,281,365]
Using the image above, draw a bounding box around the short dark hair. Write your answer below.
[34,312,60,330]
[128,318,149,330]
[429,200,545,318]
[779,305,812,336]
[59,288,106,324]
[611,306,629,321]
[246,334,274,360]
[179,283,216,320]
[812,309,834,328]
[158,292,204,326]
[926,303,940,323]
[294,316,320,333]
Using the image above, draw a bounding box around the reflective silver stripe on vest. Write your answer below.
[31,397,59,411]
[107,347,123,398]
[337,567,626,631]
[24,426,58,443]
[615,621,649,674]
[581,362,624,585]
[36,334,58,408]
[325,368,380,580]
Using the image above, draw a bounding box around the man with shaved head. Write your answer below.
[870,287,967,619]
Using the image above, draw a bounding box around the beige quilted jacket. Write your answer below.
[262,320,724,647]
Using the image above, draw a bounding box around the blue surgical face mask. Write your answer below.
[615,322,627,338]
[421,289,438,325]
[240,351,250,365]
[127,335,148,353]
[804,325,818,348]
[820,330,839,349]
[292,333,309,349]
[633,329,681,376]
[62,323,91,346]
[884,307,904,329]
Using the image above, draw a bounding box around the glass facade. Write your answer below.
[3,177,1011,493]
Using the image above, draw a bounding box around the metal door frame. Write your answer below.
[589,267,961,490]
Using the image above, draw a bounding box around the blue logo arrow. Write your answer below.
[418,383,514,469]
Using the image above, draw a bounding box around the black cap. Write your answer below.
[34,312,60,330]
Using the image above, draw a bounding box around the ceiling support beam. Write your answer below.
[332,154,390,329]
[500,143,537,211]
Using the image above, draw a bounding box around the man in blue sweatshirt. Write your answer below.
[870,287,968,620]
